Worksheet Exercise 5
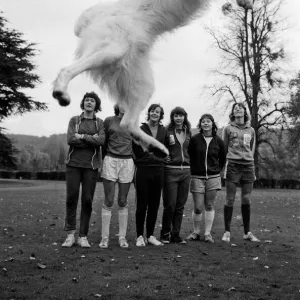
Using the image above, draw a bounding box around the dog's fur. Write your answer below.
[52,0,211,154]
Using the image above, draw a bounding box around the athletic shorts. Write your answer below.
[224,161,255,184]
[190,176,221,194]
[101,156,134,183]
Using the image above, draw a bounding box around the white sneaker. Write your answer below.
[119,236,129,248]
[62,234,76,247]
[136,235,146,247]
[77,237,91,248]
[222,231,231,242]
[243,232,260,242]
[99,237,109,248]
[147,235,163,246]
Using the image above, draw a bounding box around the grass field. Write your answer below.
[0,179,299,300]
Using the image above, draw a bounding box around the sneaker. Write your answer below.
[243,232,260,242]
[62,234,76,247]
[160,233,171,244]
[99,237,109,248]
[119,237,129,248]
[186,232,200,241]
[222,231,231,242]
[77,236,91,248]
[204,234,214,243]
[136,235,146,247]
[147,235,163,246]
[170,235,187,244]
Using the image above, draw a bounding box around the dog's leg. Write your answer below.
[119,58,169,155]
[53,44,126,106]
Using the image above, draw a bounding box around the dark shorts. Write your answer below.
[224,161,255,184]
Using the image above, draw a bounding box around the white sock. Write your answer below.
[101,206,112,238]
[192,211,202,234]
[118,206,128,238]
[204,210,215,236]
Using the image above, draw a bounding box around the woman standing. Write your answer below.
[132,104,167,247]
[222,103,259,242]
[160,107,191,244]
[62,92,105,248]
[99,105,134,249]
[187,114,226,243]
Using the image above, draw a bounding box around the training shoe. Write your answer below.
[222,231,231,242]
[170,235,187,244]
[243,232,260,242]
[119,237,129,248]
[147,235,163,246]
[62,234,76,247]
[204,234,214,243]
[186,232,200,241]
[160,233,171,244]
[136,235,146,247]
[99,237,109,248]
[77,236,91,248]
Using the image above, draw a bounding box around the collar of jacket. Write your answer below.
[79,112,97,120]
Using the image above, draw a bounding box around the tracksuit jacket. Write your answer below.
[188,133,226,178]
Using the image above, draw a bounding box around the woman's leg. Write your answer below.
[161,170,178,239]
[224,180,237,232]
[146,168,164,238]
[117,182,131,238]
[101,179,116,238]
[172,170,190,238]
[204,190,217,237]
[191,192,205,234]
[135,167,149,237]
[64,166,81,233]
[79,168,98,237]
[240,182,253,234]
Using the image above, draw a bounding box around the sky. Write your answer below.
[1,0,300,136]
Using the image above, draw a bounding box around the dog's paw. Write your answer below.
[52,90,71,107]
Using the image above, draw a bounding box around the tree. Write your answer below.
[288,72,300,145]
[207,0,290,176]
[0,128,18,169]
[0,12,47,121]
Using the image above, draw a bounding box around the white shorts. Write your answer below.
[101,156,134,183]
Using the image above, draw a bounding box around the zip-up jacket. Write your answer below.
[188,133,226,178]
[222,121,255,163]
[165,127,191,168]
[66,113,105,169]
[132,123,167,167]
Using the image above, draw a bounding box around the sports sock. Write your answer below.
[224,205,233,232]
[241,204,250,234]
[204,210,215,236]
[101,206,112,238]
[192,211,202,234]
[118,205,128,238]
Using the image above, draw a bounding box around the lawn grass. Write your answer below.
[0,179,299,300]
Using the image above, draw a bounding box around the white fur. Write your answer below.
[53,0,211,154]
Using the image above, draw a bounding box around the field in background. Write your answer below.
[0,179,299,300]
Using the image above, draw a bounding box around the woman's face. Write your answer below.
[173,114,184,127]
[149,107,162,123]
[83,97,96,112]
[233,104,245,118]
[201,118,213,132]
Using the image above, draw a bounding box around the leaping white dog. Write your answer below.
[53,0,253,154]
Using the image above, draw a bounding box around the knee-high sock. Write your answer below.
[204,210,215,235]
[101,206,112,238]
[118,206,128,238]
[224,205,233,232]
[241,204,250,234]
[192,211,202,234]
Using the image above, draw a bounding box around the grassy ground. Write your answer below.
[0,179,299,300]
